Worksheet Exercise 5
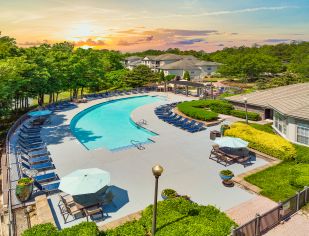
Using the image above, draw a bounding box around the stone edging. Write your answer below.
[99,210,142,231]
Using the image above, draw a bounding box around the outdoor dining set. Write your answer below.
[209,136,251,166]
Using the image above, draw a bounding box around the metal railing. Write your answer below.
[130,140,145,150]
[232,186,309,236]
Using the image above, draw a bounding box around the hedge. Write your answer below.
[177,100,260,122]
[225,123,296,160]
[104,197,236,236]
[230,110,260,121]
[23,200,236,236]
[22,222,99,236]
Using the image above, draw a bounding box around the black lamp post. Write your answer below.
[152,165,164,235]
[244,97,248,124]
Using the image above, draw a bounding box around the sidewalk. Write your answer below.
[265,212,309,236]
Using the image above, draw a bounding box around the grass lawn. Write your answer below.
[245,144,309,202]
[241,122,275,134]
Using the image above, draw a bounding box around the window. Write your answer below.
[274,111,287,135]
[297,123,309,145]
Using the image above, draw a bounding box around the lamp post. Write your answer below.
[152,165,164,236]
[244,97,248,124]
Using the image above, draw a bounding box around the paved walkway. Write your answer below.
[265,212,309,236]
[225,195,277,225]
[9,92,268,229]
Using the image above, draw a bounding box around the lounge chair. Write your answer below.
[21,155,50,165]
[167,116,182,124]
[173,118,189,126]
[18,142,46,152]
[18,139,44,147]
[21,149,50,158]
[22,161,54,171]
[34,181,60,194]
[18,135,42,143]
[209,145,233,166]
[19,133,41,139]
[84,205,104,221]
[20,127,41,134]
[23,172,58,183]
[187,122,205,133]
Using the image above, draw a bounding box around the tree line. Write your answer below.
[0,33,158,117]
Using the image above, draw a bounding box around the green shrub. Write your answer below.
[103,220,145,236]
[61,222,99,236]
[22,223,58,236]
[177,101,218,121]
[240,122,274,134]
[294,144,309,163]
[225,122,296,160]
[230,110,260,121]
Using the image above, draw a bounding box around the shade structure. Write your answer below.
[214,137,248,148]
[59,168,110,195]
[28,110,52,117]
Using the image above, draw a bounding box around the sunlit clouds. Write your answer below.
[1,0,308,52]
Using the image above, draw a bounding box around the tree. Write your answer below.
[125,65,158,87]
[183,71,190,81]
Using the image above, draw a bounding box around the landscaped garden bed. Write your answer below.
[22,198,236,236]
[225,122,296,160]
[177,100,260,122]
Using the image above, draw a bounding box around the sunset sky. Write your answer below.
[1,0,309,52]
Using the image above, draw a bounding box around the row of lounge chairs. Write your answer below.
[83,88,150,101]
[155,103,206,133]
[17,119,60,195]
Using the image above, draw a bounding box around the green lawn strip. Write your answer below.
[245,144,309,202]
[239,121,275,134]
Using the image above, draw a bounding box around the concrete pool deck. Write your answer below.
[10,92,268,229]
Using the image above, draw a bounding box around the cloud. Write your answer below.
[263,38,290,43]
[74,38,106,47]
[117,35,154,46]
[176,38,205,45]
[18,40,50,47]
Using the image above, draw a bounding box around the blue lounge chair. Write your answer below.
[167,116,182,124]
[162,114,177,121]
[21,155,50,165]
[20,127,41,134]
[21,148,50,158]
[34,181,60,194]
[18,139,44,147]
[181,120,196,130]
[187,122,205,133]
[173,118,189,127]
[23,172,58,183]
[19,133,41,139]
[22,161,54,171]
[18,143,46,152]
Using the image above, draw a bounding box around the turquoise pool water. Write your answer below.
[70,95,162,151]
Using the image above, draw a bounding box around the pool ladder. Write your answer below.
[137,119,147,126]
[131,140,145,150]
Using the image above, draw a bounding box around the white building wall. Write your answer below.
[199,65,219,75]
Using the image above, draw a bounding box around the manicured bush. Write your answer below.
[22,223,58,236]
[225,122,296,160]
[22,222,99,236]
[294,144,309,163]
[230,110,260,121]
[220,170,234,177]
[177,100,260,121]
[60,222,99,236]
[105,197,236,236]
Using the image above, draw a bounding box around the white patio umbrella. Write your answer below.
[59,168,110,195]
[214,137,248,149]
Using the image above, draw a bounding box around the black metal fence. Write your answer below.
[232,186,309,236]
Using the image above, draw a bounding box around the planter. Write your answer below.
[16,178,34,202]
[219,170,234,187]
[161,189,178,200]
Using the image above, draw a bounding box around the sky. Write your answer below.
[0,0,309,52]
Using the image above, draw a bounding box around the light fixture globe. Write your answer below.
[152,165,164,177]
[243,97,248,102]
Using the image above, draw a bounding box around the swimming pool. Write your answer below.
[70,95,162,151]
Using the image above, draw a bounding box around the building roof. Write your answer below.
[226,83,309,120]
[169,80,205,87]
[160,59,198,70]
[154,53,184,61]
[125,56,142,61]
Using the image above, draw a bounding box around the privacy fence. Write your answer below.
[231,186,309,236]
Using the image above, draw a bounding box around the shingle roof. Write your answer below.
[125,56,142,61]
[225,83,309,120]
[160,59,198,70]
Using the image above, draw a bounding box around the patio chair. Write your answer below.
[84,205,104,222]
[99,191,116,208]
[18,136,42,143]
[22,161,54,172]
[209,145,233,166]
[181,120,196,130]
[18,142,46,152]
[18,139,44,147]
[58,195,84,223]
[34,181,60,194]
[22,149,50,158]
[187,122,205,133]
[173,118,189,127]
[167,116,182,124]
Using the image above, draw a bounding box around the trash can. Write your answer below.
[210,130,221,140]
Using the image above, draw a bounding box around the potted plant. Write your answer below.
[161,188,178,200]
[219,170,234,187]
[15,177,34,202]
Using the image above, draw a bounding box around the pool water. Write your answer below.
[70,95,162,151]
